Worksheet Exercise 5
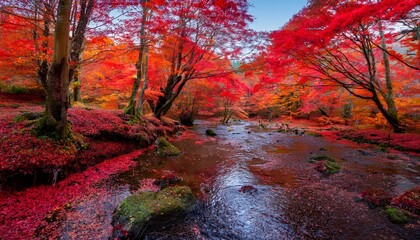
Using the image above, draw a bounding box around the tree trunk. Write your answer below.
[137,44,149,114]
[43,0,72,139]
[371,92,403,133]
[378,20,399,120]
[69,0,94,103]
[125,0,149,117]
[33,1,52,93]
[153,75,187,119]
[72,68,81,102]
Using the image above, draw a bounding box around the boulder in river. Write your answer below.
[155,137,181,156]
[315,160,341,175]
[205,129,217,136]
[112,186,196,239]
[239,185,258,194]
[310,156,341,175]
[154,172,182,188]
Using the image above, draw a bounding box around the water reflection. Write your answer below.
[118,120,419,239]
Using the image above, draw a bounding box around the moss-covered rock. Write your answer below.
[384,207,409,224]
[112,186,195,239]
[205,129,217,136]
[306,131,322,137]
[13,111,44,122]
[155,137,181,156]
[309,155,337,163]
[315,160,341,175]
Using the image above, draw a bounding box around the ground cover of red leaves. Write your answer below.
[338,129,420,153]
[271,116,420,154]
[0,149,146,239]
[0,95,179,187]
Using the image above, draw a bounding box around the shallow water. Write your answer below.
[61,120,420,239]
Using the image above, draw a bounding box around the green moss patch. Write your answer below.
[155,137,181,156]
[384,207,409,224]
[112,186,195,238]
[309,155,341,174]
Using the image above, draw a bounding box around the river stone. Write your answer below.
[155,137,181,156]
[316,160,341,175]
[112,186,195,239]
[205,129,217,136]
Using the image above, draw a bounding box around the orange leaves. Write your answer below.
[144,89,163,102]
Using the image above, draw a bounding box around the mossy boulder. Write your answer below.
[311,156,341,175]
[155,137,181,156]
[315,160,341,175]
[306,131,322,137]
[205,129,217,136]
[13,111,44,122]
[309,155,337,163]
[112,186,196,239]
[384,207,409,224]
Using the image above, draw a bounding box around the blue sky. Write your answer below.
[248,0,307,32]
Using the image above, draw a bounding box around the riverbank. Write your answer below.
[260,117,420,154]
[0,94,180,190]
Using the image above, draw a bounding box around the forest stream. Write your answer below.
[57,121,420,240]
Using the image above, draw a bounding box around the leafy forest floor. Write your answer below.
[0,92,180,189]
[1,92,419,188]
[0,93,419,239]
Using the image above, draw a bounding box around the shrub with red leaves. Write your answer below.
[393,188,420,215]
[361,189,392,208]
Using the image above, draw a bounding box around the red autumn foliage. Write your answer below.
[0,149,146,240]
[0,106,178,185]
[338,129,420,153]
[393,188,420,215]
[361,189,392,208]
[0,118,76,174]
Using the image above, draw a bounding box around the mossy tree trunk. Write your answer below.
[42,0,72,139]
[378,20,399,125]
[125,0,149,118]
[137,44,149,114]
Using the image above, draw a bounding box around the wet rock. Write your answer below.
[306,131,322,137]
[315,160,341,175]
[205,129,217,136]
[154,172,182,189]
[308,155,337,164]
[384,207,409,224]
[291,127,305,136]
[361,189,392,208]
[239,185,257,194]
[112,186,196,239]
[155,137,181,156]
[357,149,370,156]
[137,178,161,192]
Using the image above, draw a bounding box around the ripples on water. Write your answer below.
[62,120,420,239]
